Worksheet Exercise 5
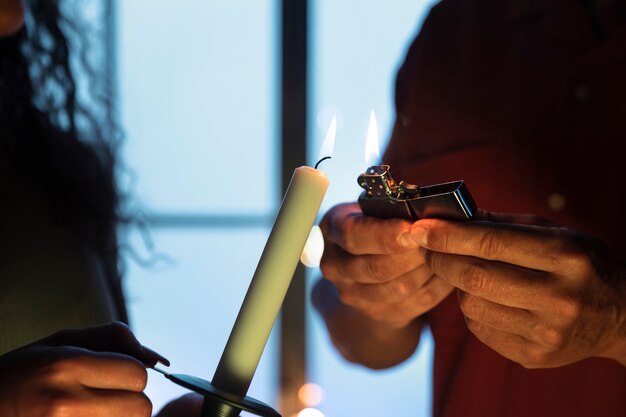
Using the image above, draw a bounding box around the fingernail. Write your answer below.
[410,224,428,246]
[142,345,170,367]
[398,232,416,248]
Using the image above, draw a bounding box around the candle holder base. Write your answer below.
[162,372,281,417]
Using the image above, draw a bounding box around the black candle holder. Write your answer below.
[152,368,281,417]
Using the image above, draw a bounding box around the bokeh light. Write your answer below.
[298,383,324,406]
[300,226,324,268]
[297,407,325,417]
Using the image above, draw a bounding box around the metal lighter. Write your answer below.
[357,165,477,221]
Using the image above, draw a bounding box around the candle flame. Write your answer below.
[364,109,380,166]
[318,115,336,162]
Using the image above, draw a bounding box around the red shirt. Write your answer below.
[384,0,626,416]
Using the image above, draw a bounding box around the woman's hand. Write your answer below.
[0,321,169,417]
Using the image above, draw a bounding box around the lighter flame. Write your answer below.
[318,115,336,162]
[364,109,380,166]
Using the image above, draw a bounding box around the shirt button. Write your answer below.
[573,83,591,101]
[548,193,567,212]
[398,112,410,127]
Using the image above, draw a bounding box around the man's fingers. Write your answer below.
[426,251,551,309]
[343,276,451,326]
[47,347,148,392]
[412,218,568,271]
[347,264,433,303]
[415,276,455,311]
[321,203,416,255]
[457,292,551,344]
[321,243,423,284]
[463,319,546,367]
[362,276,453,327]
[464,319,563,368]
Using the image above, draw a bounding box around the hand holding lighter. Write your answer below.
[358,165,477,220]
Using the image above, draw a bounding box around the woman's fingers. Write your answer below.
[43,322,169,367]
[31,388,152,417]
[44,347,148,392]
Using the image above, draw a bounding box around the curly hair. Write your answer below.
[0,0,127,322]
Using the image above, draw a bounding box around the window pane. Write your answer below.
[124,227,278,412]
[309,1,439,416]
[310,307,434,416]
[118,1,277,214]
[117,1,280,412]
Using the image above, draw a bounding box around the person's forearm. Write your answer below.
[312,279,422,369]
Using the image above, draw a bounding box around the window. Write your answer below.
[117,1,279,412]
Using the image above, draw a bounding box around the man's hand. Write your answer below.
[0,322,170,417]
[413,211,626,368]
[319,202,453,328]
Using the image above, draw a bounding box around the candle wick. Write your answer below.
[315,156,332,169]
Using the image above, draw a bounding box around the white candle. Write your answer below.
[211,121,334,396]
